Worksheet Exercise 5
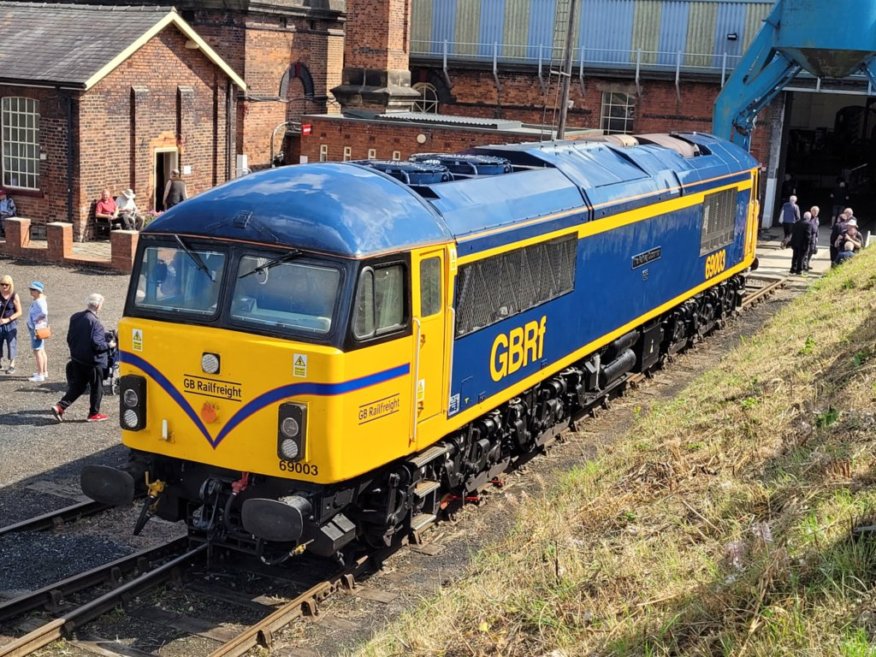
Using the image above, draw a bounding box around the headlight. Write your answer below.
[277,403,306,463]
[279,438,300,460]
[122,409,140,429]
[201,353,220,375]
[119,375,146,431]
[280,417,300,438]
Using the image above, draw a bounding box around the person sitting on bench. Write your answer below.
[116,188,142,230]
[95,189,120,230]
[0,188,16,237]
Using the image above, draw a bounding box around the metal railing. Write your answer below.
[411,39,745,78]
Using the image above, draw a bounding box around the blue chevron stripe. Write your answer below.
[120,351,410,448]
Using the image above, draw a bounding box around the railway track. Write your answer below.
[741,273,787,307]
[0,536,386,657]
[0,500,108,539]
[0,537,196,657]
[0,272,790,657]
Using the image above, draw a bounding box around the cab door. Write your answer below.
[411,248,447,424]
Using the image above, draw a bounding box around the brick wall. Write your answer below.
[188,9,344,169]
[344,0,411,72]
[299,115,575,164]
[0,86,73,232]
[302,73,774,168]
[75,25,235,238]
[412,68,772,164]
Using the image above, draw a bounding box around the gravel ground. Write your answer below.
[0,258,187,602]
[0,258,130,492]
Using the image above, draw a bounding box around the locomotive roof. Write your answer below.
[145,133,757,258]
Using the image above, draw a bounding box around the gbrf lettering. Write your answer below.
[490,316,547,381]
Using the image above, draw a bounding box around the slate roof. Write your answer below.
[0,2,245,89]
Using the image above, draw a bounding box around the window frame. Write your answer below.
[347,257,410,347]
[600,91,635,135]
[124,237,350,347]
[412,82,439,113]
[419,256,442,317]
[1,96,40,190]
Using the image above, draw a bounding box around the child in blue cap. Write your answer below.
[27,281,48,382]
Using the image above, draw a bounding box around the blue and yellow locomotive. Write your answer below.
[82,132,759,558]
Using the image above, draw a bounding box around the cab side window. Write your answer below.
[420,257,441,316]
[353,263,406,339]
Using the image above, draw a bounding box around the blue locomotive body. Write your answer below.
[84,132,759,558]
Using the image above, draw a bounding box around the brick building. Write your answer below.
[0,3,245,239]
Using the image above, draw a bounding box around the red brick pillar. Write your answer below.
[46,222,73,264]
[4,218,30,256]
[331,0,419,112]
[111,230,139,273]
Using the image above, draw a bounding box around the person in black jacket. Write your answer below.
[51,293,115,422]
[789,212,815,275]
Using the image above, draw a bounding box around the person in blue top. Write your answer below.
[26,281,48,382]
[780,195,800,246]
[51,293,115,422]
[0,188,16,237]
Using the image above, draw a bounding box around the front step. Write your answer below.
[413,479,441,498]
[410,513,437,533]
[408,444,449,469]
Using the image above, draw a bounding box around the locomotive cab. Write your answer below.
[83,227,455,557]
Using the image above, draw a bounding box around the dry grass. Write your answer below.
[353,249,876,657]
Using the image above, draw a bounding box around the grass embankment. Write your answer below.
[355,249,876,657]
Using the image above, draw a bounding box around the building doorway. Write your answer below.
[784,91,875,226]
[154,149,179,211]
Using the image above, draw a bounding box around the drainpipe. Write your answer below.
[63,91,74,226]
[225,78,233,180]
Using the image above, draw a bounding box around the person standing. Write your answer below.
[780,195,800,245]
[789,211,814,275]
[26,281,48,382]
[830,177,849,223]
[163,169,187,210]
[804,206,820,271]
[0,275,23,373]
[51,293,115,422]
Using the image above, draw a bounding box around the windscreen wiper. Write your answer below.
[238,249,302,279]
[174,234,213,279]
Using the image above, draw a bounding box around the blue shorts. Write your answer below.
[30,333,44,350]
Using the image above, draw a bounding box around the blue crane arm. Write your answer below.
[712,1,801,150]
[714,0,876,151]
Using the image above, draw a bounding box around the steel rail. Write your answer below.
[0,501,108,538]
[208,553,374,657]
[0,540,206,657]
[0,536,189,623]
[741,275,786,307]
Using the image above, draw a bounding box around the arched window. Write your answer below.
[1,97,40,189]
[412,83,439,114]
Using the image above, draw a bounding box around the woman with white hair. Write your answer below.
[50,292,115,422]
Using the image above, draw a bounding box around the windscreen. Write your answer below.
[134,245,225,315]
[230,256,341,335]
